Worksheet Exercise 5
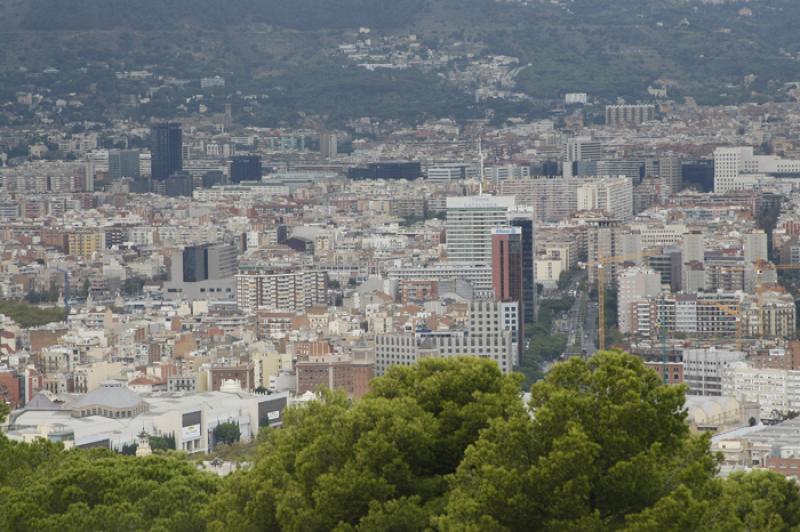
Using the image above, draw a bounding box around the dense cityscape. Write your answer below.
[3,0,800,529]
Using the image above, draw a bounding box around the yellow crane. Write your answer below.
[586,252,652,351]
[586,257,800,353]
[705,301,743,352]
[689,262,800,352]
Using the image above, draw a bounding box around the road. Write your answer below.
[582,301,598,357]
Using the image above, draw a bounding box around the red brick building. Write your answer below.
[645,361,684,385]
[296,356,375,398]
[0,369,23,408]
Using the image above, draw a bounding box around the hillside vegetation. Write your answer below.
[4,0,800,122]
[20,0,426,31]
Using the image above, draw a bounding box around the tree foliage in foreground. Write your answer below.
[441,351,715,530]
[205,357,523,531]
[2,353,800,531]
[0,403,218,531]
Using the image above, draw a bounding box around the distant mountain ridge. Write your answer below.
[2,0,800,125]
[17,0,426,31]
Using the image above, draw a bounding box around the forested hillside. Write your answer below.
[3,0,800,123]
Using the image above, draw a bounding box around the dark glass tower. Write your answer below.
[509,216,537,324]
[150,123,183,181]
[230,155,262,183]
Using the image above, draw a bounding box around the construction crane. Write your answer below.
[705,262,800,350]
[585,256,800,356]
[585,252,652,352]
[705,301,743,352]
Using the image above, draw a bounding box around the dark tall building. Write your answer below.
[180,243,237,283]
[508,214,537,324]
[182,245,208,283]
[129,177,152,194]
[492,227,525,362]
[202,171,225,188]
[682,159,714,192]
[347,161,421,180]
[492,227,524,304]
[165,171,194,197]
[150,123,183,181]
[230,155,263,183]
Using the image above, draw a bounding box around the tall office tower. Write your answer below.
[508,209,537,324]
[713,147,751,194]
[179,243,238,283]
[492,228,525,359]
[108,149,141,180]
[743,231,768,264]
[223,103,233,129]
[230,155,262,183]
[150,123,183,181]
[492,227,523,303]
[656,157,682,197]
[446,195,516,265]
[584,215,623,286]
[563,137,603,177]
[320,133,338,159]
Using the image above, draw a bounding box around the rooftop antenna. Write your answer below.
[478,137,486,195]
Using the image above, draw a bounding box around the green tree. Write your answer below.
[440,351,716,530]
[205,357,523,531]
[214,421,241,446]
[0,451,219,531]
[0,301,66,327]
[79,279,90,299]
[122,277,145,296]
[628,471,800,531]
[148,433,176,452]
[0,402,221,531]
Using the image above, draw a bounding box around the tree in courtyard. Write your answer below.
[214,421,241,446]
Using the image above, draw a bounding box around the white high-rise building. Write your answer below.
[723,362,800,420]
[235,268,327,313]
[714,147,754,194]
[714,146,800,193]
[427,163,476,181]
[683,347,745,396]
[564,137,603,163]
[320,133,338,159]
[743,231,768,264]
[682,231,705,264]
[576,177,633,222]
[617,266,662,334]
[446,195,516,265]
